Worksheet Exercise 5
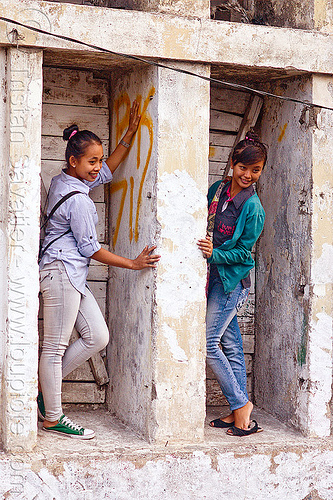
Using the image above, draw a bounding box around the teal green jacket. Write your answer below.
[207,181,265,293]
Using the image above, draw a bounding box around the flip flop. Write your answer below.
[210,418,235,428]
[226,420,263,436]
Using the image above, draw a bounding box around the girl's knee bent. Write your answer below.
[93,325,109,352]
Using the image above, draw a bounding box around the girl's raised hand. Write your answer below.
[132,245,161,270]
[127,100,141,136]
[198,238,213,259]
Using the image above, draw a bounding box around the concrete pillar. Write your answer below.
[0,48,9,444]
[254,76,313,432]
[2,48,43,452]
[307,74,333,436]
[153,63,209,443]
[108,63,209,443]
[255,75,333,437]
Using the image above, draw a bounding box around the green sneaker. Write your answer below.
[37,392,45,421]
[42,415,95,439]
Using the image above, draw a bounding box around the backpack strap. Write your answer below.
[39,190,81,260]
[40,190,81,231]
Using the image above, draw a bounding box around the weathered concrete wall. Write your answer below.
[254,77,313,432]
[315,0,333,32]
[1,48,43,452]
[0,48,9,445]
[308,74,333,436]
[2,1,333,75]
[108,63,209,443]
[153,63,209,443]
[107,66,159,440]
[2,437,333,499]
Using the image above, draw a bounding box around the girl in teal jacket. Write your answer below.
[198,130,267,436]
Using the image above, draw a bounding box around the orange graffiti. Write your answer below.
[110,179,128,248]
[112,87,155,246]
[278,123,288,142]
[134,88,155,242]
[129,176,134,243]
[114,93,131,143]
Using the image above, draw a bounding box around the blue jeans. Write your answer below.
[206,276,250,411]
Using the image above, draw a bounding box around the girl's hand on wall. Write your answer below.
[198,238,213,259]
[127,100,141,136]
[132,245,161,270]
[106,100,141,173]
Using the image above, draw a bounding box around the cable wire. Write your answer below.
[1,15,333,111]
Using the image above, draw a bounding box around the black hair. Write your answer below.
[63,125,102,167]
[231,129,267,168]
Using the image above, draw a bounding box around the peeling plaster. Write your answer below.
[157,169,206,319]
[308,312,332,437]
[162,324,188,363]
[312,243,333,284]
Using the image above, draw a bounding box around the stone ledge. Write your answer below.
[1,406,333,499]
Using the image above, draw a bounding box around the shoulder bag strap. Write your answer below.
[39,190,81,260]
[40,190,81,230]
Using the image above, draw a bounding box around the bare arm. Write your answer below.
[91,245,160,270]
[105,100,141,174]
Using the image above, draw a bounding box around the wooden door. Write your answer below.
[207,85,263,407]
[39,67,110,403]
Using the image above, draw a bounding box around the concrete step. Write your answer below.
[2,406,333,499]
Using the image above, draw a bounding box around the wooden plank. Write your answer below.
[210,110,242,132]
[62,382,106,403]
[95,202,106,242]
[209,132,236,147]
[43,67,109,107]
[209,145,231,163]
[224,95,264,177]
[63,360,95,382]
[41,136,109,161]
[88,352,109,386]
[42,104,109,139]
[87,261,108,281]
[210,86,250,115]
[41,160,63,193]
[209,161,228,177]
[208,174,223,188]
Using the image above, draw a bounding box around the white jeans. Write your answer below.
[39,260,109,421]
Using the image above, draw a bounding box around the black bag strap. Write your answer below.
[39,190,81,260]
[40,190,81,231]
[40,228,72,257]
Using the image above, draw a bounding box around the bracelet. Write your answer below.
[120,139,131,148]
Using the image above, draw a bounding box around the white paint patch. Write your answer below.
[3,448,333,500]
[157,170,207,318]
[162,324,188,362]
[313,284,326,296]
[312,243,333,284]
[308,312,333,437]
